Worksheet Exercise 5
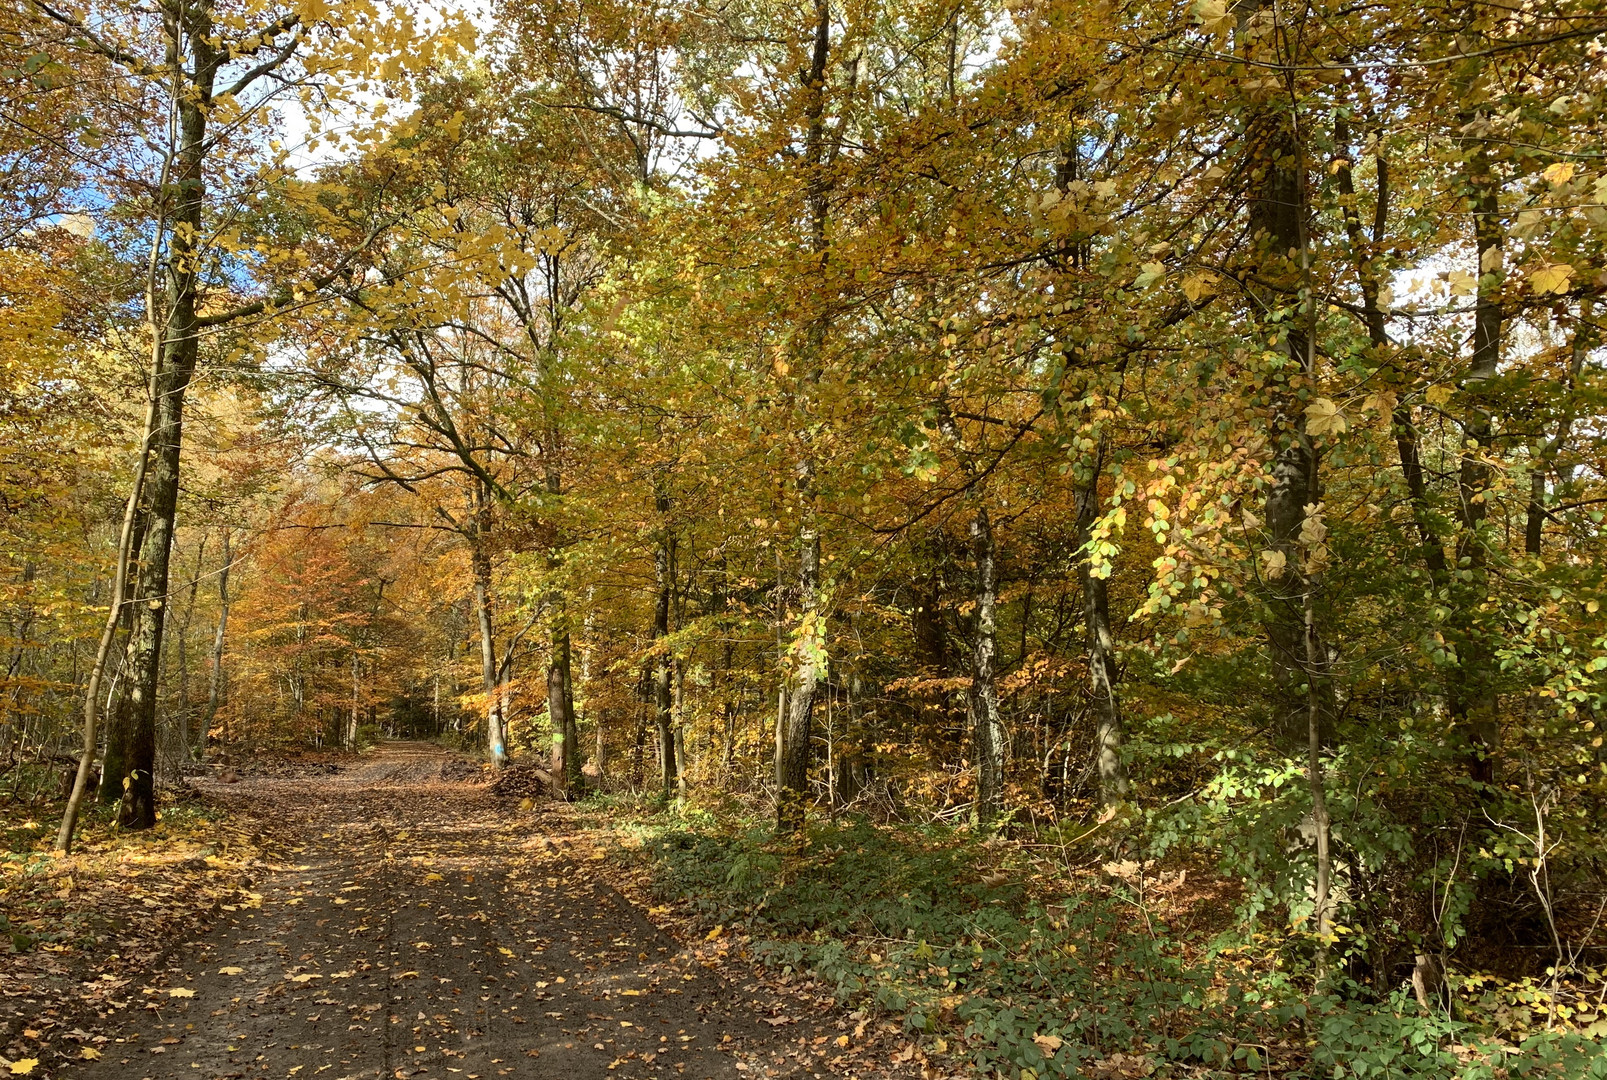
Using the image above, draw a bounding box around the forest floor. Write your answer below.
[2,743,924,1080]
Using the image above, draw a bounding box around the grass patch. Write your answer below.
[614,810,1607,1079]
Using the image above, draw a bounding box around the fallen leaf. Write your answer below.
[9,1061,37,1076]
[219,966,244,975]
[168,988,195,998]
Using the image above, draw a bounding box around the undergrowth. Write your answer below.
[609,807,1607,1079]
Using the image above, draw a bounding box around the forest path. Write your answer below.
[60,743,817,1080]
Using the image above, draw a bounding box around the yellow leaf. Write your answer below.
[706,924,725,940]
[1530,262,1574,295]
[80,1048,102,1060]
[1032,1033,1064,1053]
[1424,384,1454,407]
[1181,272,1216,303]
[218,967,244,975]
[1361,390,1398,417]
[1260,549,1288,579]
[168,987,195,998]
[1135,261,1166,289]
[9,1060,38,1075]
[424,872,444,882]
[1194,0,1236,35]
[1304,397,1347,438]
[1541,162,1576,187]
[290,973,320,982]
[498,947,514,957]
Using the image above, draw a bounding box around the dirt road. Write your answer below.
[60,744,820,1080]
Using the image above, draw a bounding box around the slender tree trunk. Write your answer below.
[776,0,833,838]
[1448,87,1504,785]
[673,660,688,800]
[1306,582,1333,980]
[969,504,1005,821]
[104,8,220,830]
[1243,28,1333,754]
[1076,465,1128,804]
[347,652,361,750]
[198,527,231,762]
[548,630,577,789]
[173,535,205,770]
[470,508,507,768]
[541,448,579,787]
[653,506,677,795]
[778,504,820,833]
[56,370,160,851]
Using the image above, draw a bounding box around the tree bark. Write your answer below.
[173,535,204,771]
[198,527,231,761]
[548,629,577,789]
[56,362,161,851]
[1448,81,1504,785]
[469,492,507,768]
[775,0,833,838]
[103,1,222,830]
[1243,32,1333,754]
[1076,468,1128,804]
[777,502,820,834]
[968,504,1005,821]
[652,494,677,795]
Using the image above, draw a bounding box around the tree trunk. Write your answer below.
[174,536,204,771]
[1076,468,1128,804]
[548,629,577,789]
[776,0,833,838]
[198,527,231,762]
[347,652,361,750]
[653,516,677,795]
[674,660,689,799]
[1243,38,1333,754]
[57,364,161,851]
[778,507,821,834]
[470,514,507,769]
[969,503,1005,822]
[103,7,220,830]
[1448,90,1504,785]
[1306,581,1333,980]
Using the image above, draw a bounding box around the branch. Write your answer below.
[219,17,304,100]
[27,0,156,74]
[195,215,397,327]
